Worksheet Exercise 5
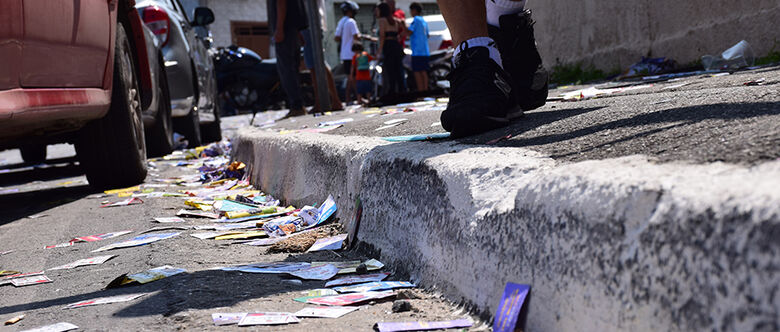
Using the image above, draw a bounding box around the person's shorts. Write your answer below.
[411,56,430,71]
[303,29,314,69]
[356,80,372,95]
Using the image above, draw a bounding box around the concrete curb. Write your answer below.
[234,127,780,331]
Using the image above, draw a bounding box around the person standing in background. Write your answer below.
[376,2,405,95]
[302,0,344,112]
[406,2,430,91]
[269,0,308,117]
[351,43,374,104]
[334,1,361,104]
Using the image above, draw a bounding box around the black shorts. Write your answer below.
[411,56,429,71]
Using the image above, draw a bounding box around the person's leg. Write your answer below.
[343,60,354,103]
[310,69,321,112]
[325,66,344,110]
[437,0,516,137]
[421,70,429,91]
[438,0,488,46]
[413,71,423,92]
[487,2,549,112]
[275,34,305,115]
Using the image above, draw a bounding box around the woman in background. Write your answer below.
[376,2,405,95]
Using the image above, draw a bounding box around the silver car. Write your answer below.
[136,0,221,147]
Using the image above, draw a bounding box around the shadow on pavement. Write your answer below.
[0,157,96,226]
[0,249,380,318]
[476,101,780,164]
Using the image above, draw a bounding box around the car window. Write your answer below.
[172,0,192,22]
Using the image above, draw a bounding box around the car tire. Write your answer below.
[146,60,174,157]
[20,144,46,164]
[173,107,202,148]
[76,23,147,189]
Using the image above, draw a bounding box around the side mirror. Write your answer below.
[192,7,215,26]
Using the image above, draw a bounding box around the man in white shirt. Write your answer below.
[334,1,360,103]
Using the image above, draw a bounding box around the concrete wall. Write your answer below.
[527,0,780,71]
[200,0,269,50]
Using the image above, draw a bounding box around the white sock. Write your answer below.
[485,0,525,28]
[453,37,503,68]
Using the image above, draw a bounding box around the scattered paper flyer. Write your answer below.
[64,293,149,309]
[493,283,530,332]
[214,230,266,240]
[19,322,79,332]
[294,306,359,318]
[75,230,134,242]
[140,226,190,234]
[154,217,185,223]
[325,273,390,287]
[212,313,247,326]
[1,271,44,286]
[375,319,473,332]
[287,264,339,280]
[92,232,180,252]
[306,290,395,306]
[223,262,310,274]
[333,281,414,293]
[45,230,133,249]
[100,197,143,208]
[176,209,220,219]
[316,258,384,274]
[11,275,53,287]
[307,234,347,252]
[49,255,116,270]
[316,195,338,226]
[107,265,187,288]
[293,288,340,303]
[237,312,300,326]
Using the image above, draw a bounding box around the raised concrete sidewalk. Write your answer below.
[233,67,780,331]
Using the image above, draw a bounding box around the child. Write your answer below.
[351,43,374,104]
[406,2,430,91]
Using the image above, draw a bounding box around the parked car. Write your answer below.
[404,14,452,51]
[136,0,221,147]
[0,0,170,188]
[141,25,175,157]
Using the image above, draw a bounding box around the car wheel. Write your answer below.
[76,23,147,189]
[146,60,174,157]
[173,107,202,148]
[20,144,46,164]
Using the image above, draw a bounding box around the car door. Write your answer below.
[20,0,111,88]
[170,0,215,120]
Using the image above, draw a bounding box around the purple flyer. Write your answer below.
[493,283,530,332]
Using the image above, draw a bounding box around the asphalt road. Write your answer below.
[0,117,477,331]
[260,65,780,165]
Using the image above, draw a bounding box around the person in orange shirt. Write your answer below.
[351,43,374,104]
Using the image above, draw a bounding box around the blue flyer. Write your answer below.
[493,283,530,332]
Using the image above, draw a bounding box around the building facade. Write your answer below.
[181,0,439,66]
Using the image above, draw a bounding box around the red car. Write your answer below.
[0,0,164,188]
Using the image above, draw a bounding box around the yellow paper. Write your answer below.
[214,231,267,240]
[104,186,140,195]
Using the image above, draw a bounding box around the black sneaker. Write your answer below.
[488,9,548,114]
[441,46,516,138]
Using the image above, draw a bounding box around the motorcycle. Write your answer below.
[214,45,313,122]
